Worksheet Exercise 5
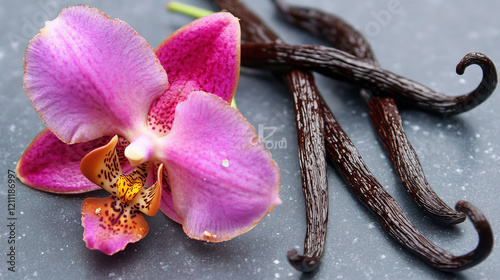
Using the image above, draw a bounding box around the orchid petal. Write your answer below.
[148,12,241,135]
[147,164,181,223]
[16,129,131,193]
[130,164,163,216]
[159,91,281,241]
[80,135,122,195]
[23,5,168,144]
[81,196,149,255]
[81,135,161,215]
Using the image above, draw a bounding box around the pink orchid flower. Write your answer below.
[17,5,281,255]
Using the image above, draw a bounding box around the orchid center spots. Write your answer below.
[117,163,149,204]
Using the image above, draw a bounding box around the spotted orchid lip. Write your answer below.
[81,196,150,256]
[79,135,164,255]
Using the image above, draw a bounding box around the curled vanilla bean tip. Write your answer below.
[240,43,498,115]
[450,52,498,115]
[286,249,319,272]
[445,200,495,271]
[413,200,494,272]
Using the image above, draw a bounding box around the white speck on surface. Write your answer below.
[456,168,463,174]
[10,41,19,50]
[468,31,479,39]
[476,133,481,138]
[368,222,375,229]
[222,159,229,167]
[459,78,466,84]
[411,125,420,131]
[9,124,15,132]
[273,260,280,264]
[380,254,386,259]
[352,238,358,244]
[109,272,116,277]
[275,273,280,278]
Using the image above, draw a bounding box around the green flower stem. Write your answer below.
[167,2,214,18]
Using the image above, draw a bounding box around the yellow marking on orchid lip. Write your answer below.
[117,175,145,204]
[95,207,101,216]
[116,162,150,204]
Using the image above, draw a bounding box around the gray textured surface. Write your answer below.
[1,0,499,279]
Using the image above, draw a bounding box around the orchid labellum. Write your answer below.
[17,5,281,255]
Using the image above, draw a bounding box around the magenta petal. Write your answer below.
[147,163,181,223]
[81,196,149,255]
[17,129,131,193]
[160,91,281,241]
[148,12,240,135]
[23,6,168,143]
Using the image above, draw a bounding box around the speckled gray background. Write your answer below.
[1,0,499,279]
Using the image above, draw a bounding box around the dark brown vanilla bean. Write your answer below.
[320,95,493,271]
[272,0,466,224]
[214,0,495,272]
[272,0,494,265]
[214,0,328,272]
[368,97,466,223]
[284,70,328,271]
[240,43,497,115]
[272,0,376,63]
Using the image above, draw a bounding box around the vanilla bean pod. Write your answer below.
[269,1,494,270]
[213,0,328,272]
[283,70,328,271]
[320,92,493,271]
[272,0,466,224]
[241,43,497,115]
[214,0,494,272]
